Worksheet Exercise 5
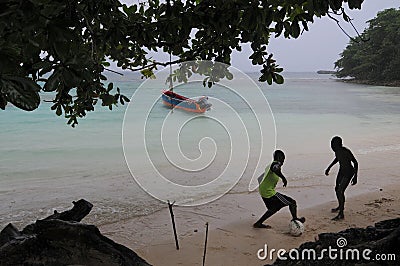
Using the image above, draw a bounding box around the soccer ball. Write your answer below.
[289,220,304,236]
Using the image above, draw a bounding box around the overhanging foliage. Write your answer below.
[0,0,364,126]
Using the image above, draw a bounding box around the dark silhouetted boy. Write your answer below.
[325,136,358,220]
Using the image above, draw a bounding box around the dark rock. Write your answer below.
[266,217,400,266]
[0,223,21,247]
[375,218,400,230]
[0,199,151,266]
[22,199,93,235]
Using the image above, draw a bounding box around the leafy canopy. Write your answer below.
[0,0,363,126]
[335,8,400,82]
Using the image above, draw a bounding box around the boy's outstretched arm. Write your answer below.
[351,154,358,185]
[271,164,288,187]
[257,172,264,184]
[325,158,338,176]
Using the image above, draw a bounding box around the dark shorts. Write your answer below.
[262,192,296,212]
[335,168,354,192]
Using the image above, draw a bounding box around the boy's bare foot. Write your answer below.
[331,207,340,213]
[332,213,344,220]
[253,223,272,229]
[294,217,306,223]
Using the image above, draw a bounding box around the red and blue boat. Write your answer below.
[161,90,212,113]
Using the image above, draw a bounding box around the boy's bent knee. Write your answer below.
[289,200,297,208]
[268,208,279,214]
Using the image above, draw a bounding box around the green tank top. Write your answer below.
[259,162,280,198]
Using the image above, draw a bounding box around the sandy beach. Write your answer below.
[2,72,400,265]
[99,178,400,265]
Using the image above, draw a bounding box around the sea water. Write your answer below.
[1,71,400,227]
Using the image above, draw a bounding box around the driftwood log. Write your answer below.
[0,199,151,266]
[268,217,400,266]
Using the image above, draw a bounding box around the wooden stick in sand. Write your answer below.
[167,200,179,250]
[202,222,209,266]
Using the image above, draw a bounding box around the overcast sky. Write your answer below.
[233,0,400,72]
[119,1,400,72]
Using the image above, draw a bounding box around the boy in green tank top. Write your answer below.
[253,150,305,228]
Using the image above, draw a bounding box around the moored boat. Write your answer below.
[161,90,212,113]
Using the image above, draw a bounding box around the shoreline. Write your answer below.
[337,78,400,87]
[99,181,400,265]
[314,72,400,87]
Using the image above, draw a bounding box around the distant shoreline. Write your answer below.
[316,70,336,74]
[339,78,400,87]
[315,71,400,87]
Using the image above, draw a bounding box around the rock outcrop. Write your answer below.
[268,218,400,266]
[0,199,151,266]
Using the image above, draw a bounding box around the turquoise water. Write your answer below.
[1,72,400,226]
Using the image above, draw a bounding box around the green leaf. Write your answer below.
[266,74,272,85]
[100,94,116,106]
[0,93,6,110]
[121,95,130,103]
[52,41,71,61]
[348,0,362,9]
[226,71,233,80]
[140,69,156,79]
[62,69,82,88]
[0,76,40,111]
[274,74,284,84]
[107,82,113,92]
[290,22,300,38]
[275,22,283,37]
[32,61,53,70]
[44,71,61,92]
[302,21,309,31]
[56,105,62,116]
